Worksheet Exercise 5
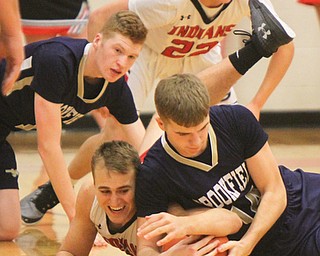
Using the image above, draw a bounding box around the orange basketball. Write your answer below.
[162,236,228,255]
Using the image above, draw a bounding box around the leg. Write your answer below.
[68,132,103,180]
[138,113,163,155]
[0,141,20,240]
[201,0,296,105]
[0,189,20,240]
[197,58,242,106]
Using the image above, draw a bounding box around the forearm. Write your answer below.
[185,208,242,236]
[38,144,76,221]
[0,0,21,37]
[249,42,294,110]
[239,188,286,253]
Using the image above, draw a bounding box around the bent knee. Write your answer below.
[0,224,20,241]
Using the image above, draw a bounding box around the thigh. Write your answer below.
[127,47,156,111]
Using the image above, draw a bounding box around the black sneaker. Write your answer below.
[249,0,295,57]
[20,181,59,225]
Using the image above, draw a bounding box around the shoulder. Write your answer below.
[26,37,88,61]
[210,104,253,121]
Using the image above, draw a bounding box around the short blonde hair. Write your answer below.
[91,141,140,181]
[100,10,147,44]
[155,74,210,127]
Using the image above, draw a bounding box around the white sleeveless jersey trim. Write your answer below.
[89,196,137,255]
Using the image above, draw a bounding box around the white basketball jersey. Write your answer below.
[90,197,137,256]
[129,0,250,58]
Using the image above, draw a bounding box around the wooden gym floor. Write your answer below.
[0,127,319,256]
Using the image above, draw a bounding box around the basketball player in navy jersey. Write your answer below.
[136,74,320,256]
[57,141,242,256]
[20,0,297,226]
[0,10,147,241]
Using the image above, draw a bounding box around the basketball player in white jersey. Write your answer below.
[57,141,242,256]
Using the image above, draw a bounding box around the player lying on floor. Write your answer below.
[135,73,320,256]
[57,140,242,256]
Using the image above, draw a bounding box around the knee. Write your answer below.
[0,223,20,241]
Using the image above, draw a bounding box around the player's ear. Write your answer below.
[155,116,165,131]
[92,33,102,49]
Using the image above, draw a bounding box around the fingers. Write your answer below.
[138,213,186,247]
[138,213,171,237]
[194,236,221,256]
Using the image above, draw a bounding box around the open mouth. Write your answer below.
[109,206,125,212]
[111,68,121,75]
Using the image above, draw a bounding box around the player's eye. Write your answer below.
[118,189,129,195]
[100,190,111,195]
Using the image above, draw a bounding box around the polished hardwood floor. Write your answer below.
[0,127,319,255]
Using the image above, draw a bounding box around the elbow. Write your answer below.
[37,142,49,158]
[37,140,59,160]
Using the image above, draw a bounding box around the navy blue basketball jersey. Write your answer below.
[136,105,267,234]
[0,37,137,132]
[136,104,320,255]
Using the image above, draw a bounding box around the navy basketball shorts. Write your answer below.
[258,167,320,255]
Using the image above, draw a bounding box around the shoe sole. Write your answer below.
[250,0,295,39]
[21,217,42,226]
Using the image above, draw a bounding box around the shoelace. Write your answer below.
[233,29,252,44]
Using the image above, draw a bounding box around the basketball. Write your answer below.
[162,236,228,255]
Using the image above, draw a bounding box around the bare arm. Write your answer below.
[137,208,242,247]
[0,0,24,95]
[57,181,97,256]
[34,93,76,222]
[87,0,129,41]
[222,142,287,255]
[137,218,224,256]
[246,42,294,119]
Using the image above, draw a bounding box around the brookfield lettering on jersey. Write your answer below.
[61,105,83,125]
[194,163,250,208]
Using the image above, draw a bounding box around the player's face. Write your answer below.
[157,116,210,158]
[92,33,142,82]
[94,167,136,229]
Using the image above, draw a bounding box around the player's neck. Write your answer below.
[199,0,229,8]
[84,47,102,79]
